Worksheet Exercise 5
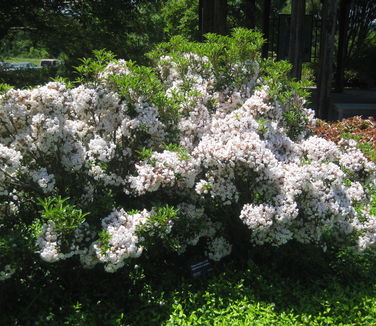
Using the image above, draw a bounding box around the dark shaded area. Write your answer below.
[2,243,376,325]
[199,0,228,39]
[0,66,62,88]
[308,88,376,121]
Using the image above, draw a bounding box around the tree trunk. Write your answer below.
[334,0,350,92]
[243,0,256,29]
[317,0,339,120]
[213,0,227,35]
[199,0,227,40]
[288,0,306,80]
[262,0,271,58]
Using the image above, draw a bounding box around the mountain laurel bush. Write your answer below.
[0,29,375,278]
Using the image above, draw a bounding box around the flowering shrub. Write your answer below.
[0,29,375,277]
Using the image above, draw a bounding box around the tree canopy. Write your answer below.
[0,0,164,65]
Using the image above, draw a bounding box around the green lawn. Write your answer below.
[5,57,43,66]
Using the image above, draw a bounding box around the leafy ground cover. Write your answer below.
[2,244,376,325]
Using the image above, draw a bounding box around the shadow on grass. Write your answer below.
[2,243,376,325]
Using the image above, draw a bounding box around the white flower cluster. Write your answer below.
[352,209,376,250]
[0,75,170,204]
[36,222,62,263]
[36,221,95,263]
[340,147,375,175]
[93,208,149,272]
[0,144,23,196]
[189,84,373,248]
[129,150,199,194]
[98,59,130,85]
[300,136,340,163]
[206,236,232,261]
[242,86,274,118]
[30,167,56,193]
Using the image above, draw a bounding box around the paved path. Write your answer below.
[307,88,376,121]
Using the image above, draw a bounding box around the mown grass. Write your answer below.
[5,57,43,66]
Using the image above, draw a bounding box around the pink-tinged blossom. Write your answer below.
[129,151,199,195]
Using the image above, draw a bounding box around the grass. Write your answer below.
[5,57,43,66]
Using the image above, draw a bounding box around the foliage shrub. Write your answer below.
[0,66,63,89]
[0,29,375,280]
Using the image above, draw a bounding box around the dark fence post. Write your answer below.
[243,0,256,29]
[317,0,339,120]
[288,0,306,80]
[199,0,227,40]
[262,0,271,58]
[335,0,350,93]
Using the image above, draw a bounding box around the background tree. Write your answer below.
[0,0,165,66]
[1,0,375,91]
[161,0,200,41]
[0,0,67,41]
[341,0,376,89]
[227,0,259,30]
[36,0,164,65]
